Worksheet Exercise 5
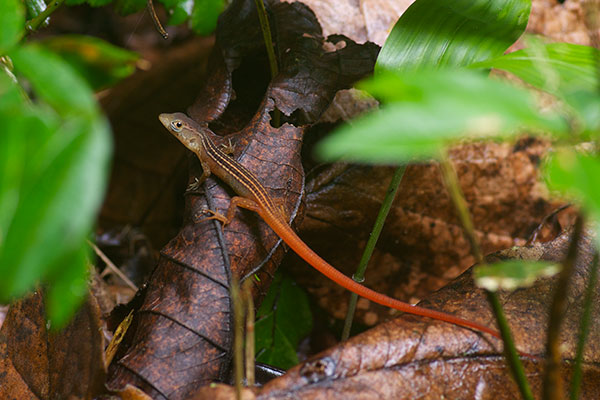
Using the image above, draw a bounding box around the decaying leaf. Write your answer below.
[292,139,561,325]
[106,0,378,398]
[197,229,600,399]
[0,291,105,399]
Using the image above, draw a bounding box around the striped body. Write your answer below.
[159,112,503,341]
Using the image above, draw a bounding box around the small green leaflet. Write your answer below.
[475,260,560,291]
[255,271,312,370]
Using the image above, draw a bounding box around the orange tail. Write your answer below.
[261,210,501,340]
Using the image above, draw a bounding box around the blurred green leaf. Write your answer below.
[10,44,97,115]
[190,0,224,35]
[0,114,111,302]
[41,35,138,90]
[544,149,600,220]
[470,42,600,96]
[87,0,115,7]
[0,0,25,53]
[377,0,530,72]
[317,69,566,163]
[0,46,111,326]
[114,0,146,15]
[564,90,600,137]
[255,272,312,369]
[45,238,90,328]
[475,260,559,291]
[0,65,25,109]
[160,0,193,25]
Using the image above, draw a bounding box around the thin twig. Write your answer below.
[88,240,138,291]
[254,0,278,79]
[543,216,584,400]
[243,281,255,387]
[570,251,598,400]
[341,165,405,341]
[253,0,280,127]
[147,0,169,39]
[231,277,245,400]
[439,154,533,400]
[526,204,572,245]
[25,0,65,34]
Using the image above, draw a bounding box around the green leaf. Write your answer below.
[87,0,115,7]
[161,0,193,25]
[475,260,559,291]
[0,0,25,53]
[255,272,312,369]
[0,114,111,301]
[0,59,111,327]
[114,0,146,15]
[377,0,530,72]
[10,44,97,115]
[40,35,139,90]
[544,150,600,220]
[564,90,600,137]
[0,65,25,110]
[470,42,600,96]
[190,0,224,35]
[45,240,90,328]
[317,69,566,163]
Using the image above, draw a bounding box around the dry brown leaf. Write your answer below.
[0,292,105,399]
[106,1,379,398]
[192,230,600,399]
[290,139,561,325]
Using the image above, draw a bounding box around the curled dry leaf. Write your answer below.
[0,291,105,399]
[106,0,378,398]
[234,229,599,399]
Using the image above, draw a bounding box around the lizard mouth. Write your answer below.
[158,113,171,128]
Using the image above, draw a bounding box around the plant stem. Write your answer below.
[231,277,244,400]
[570,251,598,400]
[439,154,533,400]
[243,281,255,387]
[147,0,168,39]
[341,166,405,341]
[486,291,534,400]
[543,216,583,400]
[25,0,64,34]
[438,155,482,262]
[254,0,278,80]
[253,0,280,127]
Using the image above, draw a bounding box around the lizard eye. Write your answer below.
[171,120,183,132]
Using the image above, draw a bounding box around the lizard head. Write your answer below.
[159,112,204,153]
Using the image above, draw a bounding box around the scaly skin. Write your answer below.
[159,112,502,340]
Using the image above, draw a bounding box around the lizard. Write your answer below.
[158,112,502,340]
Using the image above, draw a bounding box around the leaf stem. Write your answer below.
[341,165,405,341]
[439,154,533,400]
[253,0,280,126]
[147,0,169,39]
[254,0,278,80]
[231,277,244,400]
[243,280,255,387]
[438,155,482,262]
[570,251,598,400]
[25,0,64,34]
[486,291,534,400]
[543,215,583,400]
